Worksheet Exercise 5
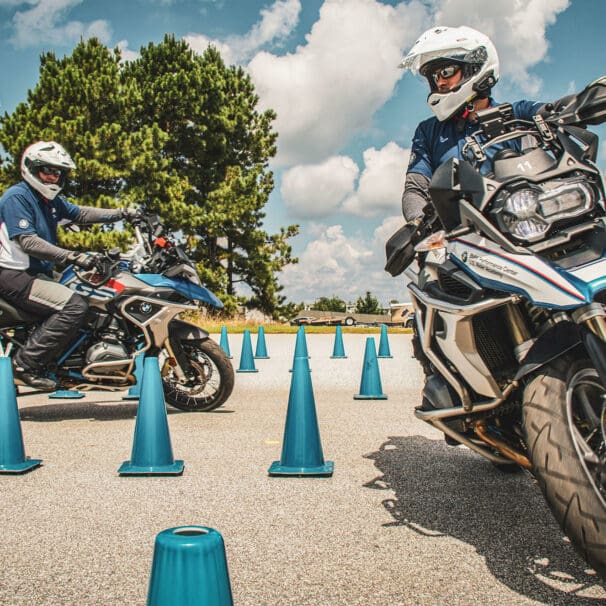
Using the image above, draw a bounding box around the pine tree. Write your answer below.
[121,36,298,314]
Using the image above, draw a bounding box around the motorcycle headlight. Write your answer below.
[497,180,595,242]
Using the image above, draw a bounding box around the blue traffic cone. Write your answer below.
[254,326,269,359]
[377,324,393,358]
[147,526,233,606]
[330,325,347,359]
[0,357,41,474]
[219,326,232,359]
[354,338,388,400]
[118,356,184,475]
[289,326,311,372]
[269,355,333,476]
[237,330,258,373]
[123,352,145,400]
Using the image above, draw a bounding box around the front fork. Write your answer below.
[575,305,606,388]
[506,300,606,389]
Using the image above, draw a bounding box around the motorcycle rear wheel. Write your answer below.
[524,356,606,577]
[162,339,234,412]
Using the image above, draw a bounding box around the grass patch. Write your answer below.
[183,313,410,334]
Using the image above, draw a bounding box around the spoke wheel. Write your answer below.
[162,339,234,412]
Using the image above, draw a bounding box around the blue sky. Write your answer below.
[1,0,606,306]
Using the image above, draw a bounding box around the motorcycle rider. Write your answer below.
[396,26,547,414]
[0,141,138,390]
[399,25,544,224]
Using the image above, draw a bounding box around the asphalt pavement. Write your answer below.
[1,332,605,605]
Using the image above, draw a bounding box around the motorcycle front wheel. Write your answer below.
[162,339,234,412]
[524,355,606,577]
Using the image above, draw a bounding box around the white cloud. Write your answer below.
[281,141,408,220]
[343,142,409,217]
[185,33,235,63]
[9,0,111,48]
[116,40,140,63]
[280,216,406,304]
[248,0,428,165]
[185,0,301,65]
[280,224,373,301]
[184,0,570,169]
[280,156,359,219]
[431,0,570,96]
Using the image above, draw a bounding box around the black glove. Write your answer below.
[120,207,142,221]
[68,251,99,270]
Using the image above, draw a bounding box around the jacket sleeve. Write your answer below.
[75,206,123,224]
[401,172,431,222]
[17,233,72,265]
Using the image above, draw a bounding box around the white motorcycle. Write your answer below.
[386,77,606,575]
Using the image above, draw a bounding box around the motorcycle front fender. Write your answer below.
[165,319,211,379]
[514,321,582,381]
[168,318,210,343]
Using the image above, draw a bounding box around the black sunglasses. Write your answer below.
[431,65,461,83]
[39,166,63,177]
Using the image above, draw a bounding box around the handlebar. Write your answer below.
[72,256,115,288]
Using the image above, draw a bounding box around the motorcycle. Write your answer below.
[386,76,606,575]
[0,213,235,412]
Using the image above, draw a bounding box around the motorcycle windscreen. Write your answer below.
[135,274,223,308]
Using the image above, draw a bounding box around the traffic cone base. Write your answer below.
[119,356,183,476]
[49,389,85,399]
[268,460,334,477]
[118,459,184,476]
[0,458,42,474]
[354,393,388,400]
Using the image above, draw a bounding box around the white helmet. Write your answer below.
[21,141,76,200]
[400,26,499,121]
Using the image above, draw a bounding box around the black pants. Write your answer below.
[0,268,88,370]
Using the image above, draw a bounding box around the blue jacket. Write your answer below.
[408,99,544,179]
[0,181,80,274]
